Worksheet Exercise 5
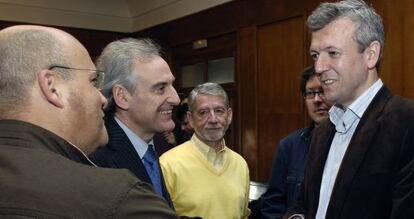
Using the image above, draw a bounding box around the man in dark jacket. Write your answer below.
[0,25,177,218]
[261,66,332,219]
[90,38,179,208]
[286,1,414,218]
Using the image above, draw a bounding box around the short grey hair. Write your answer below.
[188,82,229,112]
[307,0,384,69]
[0,28,66,116]
[96,38,161,115]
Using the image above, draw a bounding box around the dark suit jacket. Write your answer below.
[261,124,314,219]
[90,116,174,209]
[286,86,414,219]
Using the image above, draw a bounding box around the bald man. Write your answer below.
[0,25,177,218]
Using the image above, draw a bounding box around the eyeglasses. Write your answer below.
[303,90,325,100]
[48,65,104,89]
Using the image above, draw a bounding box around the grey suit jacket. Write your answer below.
[287,86,414,219]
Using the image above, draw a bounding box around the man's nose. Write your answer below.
[313,93,323,102]
[168,86,180,106]
[100,91,108,109]
[314,54,329,76]
[208,110,218,123]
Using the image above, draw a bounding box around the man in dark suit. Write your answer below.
[90,38,180,209]
[286,0,414,219]
[261,66,332,219]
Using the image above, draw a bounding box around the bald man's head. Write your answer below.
[0,25,72,117]
[0,25,108,152]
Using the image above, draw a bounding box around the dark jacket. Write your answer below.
[261,124,314,219]
[90,116,174,209]
[286,86,414,219]
[0,120,177,219]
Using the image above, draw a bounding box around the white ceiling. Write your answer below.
[0,0,232,33]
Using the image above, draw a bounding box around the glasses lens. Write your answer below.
[305,90,324,99]
[305,92,315,99]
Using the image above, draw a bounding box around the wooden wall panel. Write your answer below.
[237,26,258,179]
[257,16,305,181]
[133,0,414,182]
[374,0,414,99]
[400,0,414,98]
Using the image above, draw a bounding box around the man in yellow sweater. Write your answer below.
[160,82,250,219]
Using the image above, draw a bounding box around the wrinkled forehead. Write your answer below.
[311,17,357,48]
[133,56,174,85]
[194,94,227,108]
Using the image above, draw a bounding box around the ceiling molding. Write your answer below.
[0,0,232,33]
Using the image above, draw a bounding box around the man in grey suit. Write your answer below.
[90,38,180,208]
[286,0,414,219]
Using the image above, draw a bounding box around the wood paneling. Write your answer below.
[370,0,414,99]
[256,16,305,181]
[238,26,258,179]
[133,0,414,182]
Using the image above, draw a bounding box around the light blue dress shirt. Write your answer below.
[114,116,154,159]
[315,79,383,219]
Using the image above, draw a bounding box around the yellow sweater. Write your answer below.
[160,136,250,219]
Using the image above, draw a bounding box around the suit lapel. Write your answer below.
[307,121,336,217]
[106,117,175,209]
[106,117,151,183]
[326,87,392,218]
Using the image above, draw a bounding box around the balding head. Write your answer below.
[0,25,108,153]
[0,25,75,117]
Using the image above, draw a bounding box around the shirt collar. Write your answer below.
[67,141,97,166]
[191,134,227,158]
[114,116,152,159]
[329,79,383,133]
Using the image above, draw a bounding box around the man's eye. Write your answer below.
[198,110,208,117]
[310,53,319,60]
[328,51,340,57]
[155,85,166,94]
[91,78,99,88]
[215,108,225,114]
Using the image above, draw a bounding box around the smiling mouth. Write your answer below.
[206,127,222,130]
[322,79,335,85]
[159,110,173,115]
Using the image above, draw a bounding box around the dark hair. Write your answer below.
[300,66,316,95]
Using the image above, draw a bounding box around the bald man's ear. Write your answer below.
[112,85,130,111]
[38,69,64,108]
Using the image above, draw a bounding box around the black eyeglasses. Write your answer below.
[48,65,104,89]
[303,90,325,100]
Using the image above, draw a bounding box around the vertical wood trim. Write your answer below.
[237,26,258,180]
